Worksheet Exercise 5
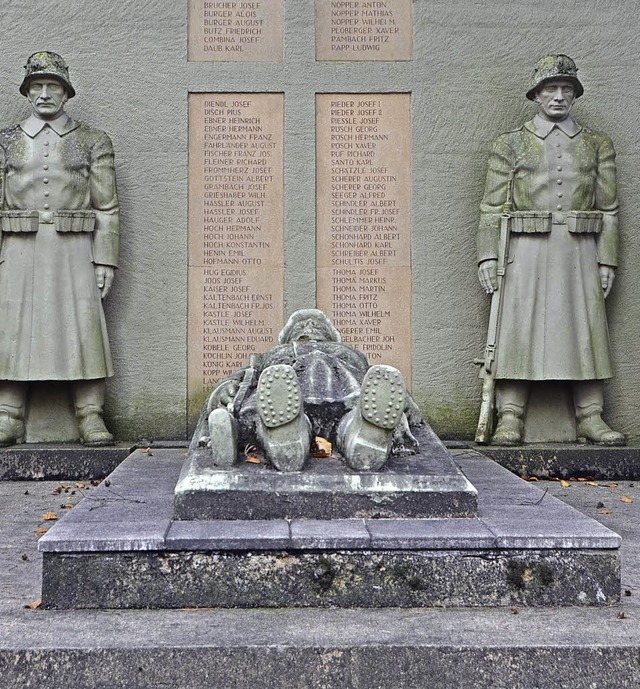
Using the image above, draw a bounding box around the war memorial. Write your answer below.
[0,1,639,687]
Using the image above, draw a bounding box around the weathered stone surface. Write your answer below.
[38,449,621,609]
[478,444,640,480]
[41,548,620,609]
[0,444,134,481]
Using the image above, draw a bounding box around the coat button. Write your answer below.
[44,204,50,210]
[44,141,50,146]
[557,179,563,184]
[43,178,49,184]
[44,191,49,197]
[43,165,49,170]
[557,204,563,210]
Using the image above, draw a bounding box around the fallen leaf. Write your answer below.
[41,512,57,521]
[596,501,605,509]
[61,503,73,509]
[510,607,518,615]
[620,496,633,504]
[143,447,153,456]
[598,508,613,516]
[586,482,599,487]
[245,456,262,464]
[311,437,332,458]
[624,590,632,597]
[104,479,111,487]
[24,490,30,496]
[75,482,89,489]
[21,554,29,561]
[560,480,571,488]
[33,528,48,534]
[24,599,41,610]
[606,483,618,489]
[526,477,539,482]
[617,611,627,620]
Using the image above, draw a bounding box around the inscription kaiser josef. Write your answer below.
[188,94,284,419]
[317,94,411,382]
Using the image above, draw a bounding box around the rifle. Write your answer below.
[474,171,514,444]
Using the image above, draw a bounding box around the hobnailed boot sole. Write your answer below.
[343,365,407,471]
[257,364,309,471]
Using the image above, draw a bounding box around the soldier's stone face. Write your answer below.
[534,79,575,121]
[26,78,68,120]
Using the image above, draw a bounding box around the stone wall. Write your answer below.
[2,0,638,441]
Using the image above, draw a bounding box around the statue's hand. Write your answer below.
[95,265,115,299]
[478,259,498,295]
[599,265,616,299]
[218,380,240,406]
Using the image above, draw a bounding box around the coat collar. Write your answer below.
[524,114,582,139]
[20,112,80,138]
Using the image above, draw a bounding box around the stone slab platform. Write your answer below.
[0,443,136,481]
[176,425,477,519]
[38,448,620,609]
[1,463,637,688]
[475,443,640,480]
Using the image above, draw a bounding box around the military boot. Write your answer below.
[0,409,25,447]
[574,380,625,446]
[207,408,238,467]
[491,411,524,446]
[256,364,311,471]
[338,365,407,471]
[0,382,27,447]
[73,379,114,446]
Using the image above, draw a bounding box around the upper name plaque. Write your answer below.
[189,0,284,62]
[316,0,413,61]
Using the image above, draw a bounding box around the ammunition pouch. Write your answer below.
[566,210,603,234]
[509,211,552,234]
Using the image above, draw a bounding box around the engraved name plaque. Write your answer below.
[316,0,413,62]
[189,0,284,62]
[316,93,412,382]
[188,93,284,418]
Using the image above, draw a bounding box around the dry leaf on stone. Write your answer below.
[617,611,627,619]
[526,477,538,482]
[41,512,57,521]
[34,528,48,534]
[24,599,41,609]
[606,483,618,488]
[598,508,613,516]
[245,456,262,464]
[311,437,332,458]
[61,503,73,509]
[75,482,89,489]
[586,482,599,487]
[560,480,571,488]
[620,496,633,504]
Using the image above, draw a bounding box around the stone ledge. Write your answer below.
[474,443,640,480]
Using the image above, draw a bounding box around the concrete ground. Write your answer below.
[0,449,639,688]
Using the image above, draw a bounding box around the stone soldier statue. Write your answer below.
[477,54,624,446]
[201,309,422,471]
[0,52,119,446]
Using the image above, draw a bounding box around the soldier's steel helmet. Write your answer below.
[20,51,76,98]
[526,54,583,101]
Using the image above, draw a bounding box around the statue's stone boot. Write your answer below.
[257,364,311,471]
[0,410,25,447]
[574,380,625,446]
[207,408,238,467]
[576,413,625,446]
[73,379,114,446]
[339,365,406,471]
[491,411,524,446]
[0,382,27,447]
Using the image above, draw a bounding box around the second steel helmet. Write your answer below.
[526,54,583,101]
[19,51,76,98]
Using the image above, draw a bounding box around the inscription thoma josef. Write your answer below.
[317,93,412,382]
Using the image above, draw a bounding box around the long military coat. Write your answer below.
[477,115,618,381]
[0,113,119,380]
